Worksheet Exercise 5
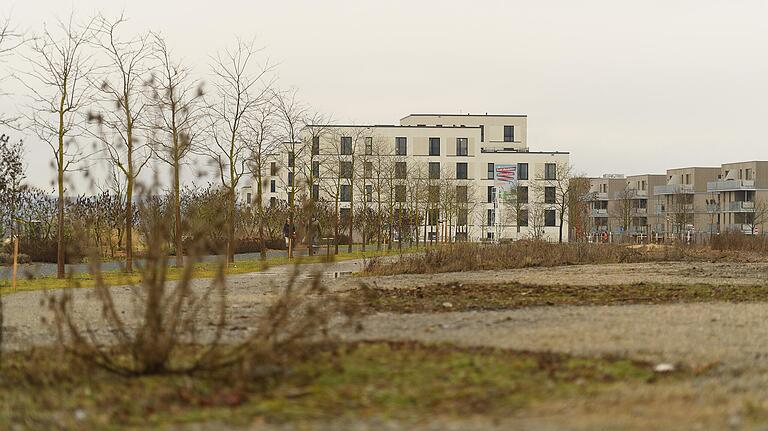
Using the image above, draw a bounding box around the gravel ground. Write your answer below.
[8,259,768,430]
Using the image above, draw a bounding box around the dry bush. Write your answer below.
[46,189,357,377]
[364,240,707,276]
[711,231,768,253]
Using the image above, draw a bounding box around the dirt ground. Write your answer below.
[8,258,768,430]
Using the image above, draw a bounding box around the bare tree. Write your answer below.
[612,185,634,238]
[567,176,592,241]
[91,15,154,273]
[534,161,577,243]
[0,15,26,127]
[272,88,307,257]
[21,14,95,278]
[149,33,203,267]
[245,100,278,260]
[746,199,768,236]
[206,38,271,263]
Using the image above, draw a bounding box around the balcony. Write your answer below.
[706,204,720,213]
[654,184,694,195]
[591,208,608,217]
[631,207,648,215]
[728,201,755,212]
[707,179,755,192]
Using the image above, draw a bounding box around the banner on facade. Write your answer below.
[495,164,517,201]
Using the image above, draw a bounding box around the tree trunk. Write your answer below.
[257,175,266,261]
[174,158,183,267]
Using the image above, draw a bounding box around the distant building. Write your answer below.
[241,113,570,242]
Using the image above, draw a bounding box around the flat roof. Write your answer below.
[480,149,569,155]
[402,113,528,120]
[305,124,482,130]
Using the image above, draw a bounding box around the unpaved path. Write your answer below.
[5,259,768,370]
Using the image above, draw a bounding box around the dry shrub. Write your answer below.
[711,231,768,253]
[364,240,704,276]
[46,189,357,377]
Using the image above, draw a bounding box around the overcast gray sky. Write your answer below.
[3,0,768,191]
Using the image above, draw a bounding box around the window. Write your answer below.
[456,138,468,156]
[456,162,468,179]
[544,163,557,180]
[480,125,484,142]
[288,152,295,168]
[518,209,529,227]
[545,209,556,227]
[270,179,276,193]
[504,125,514,142]
[312,136,320,155]
[518,163,529,180]
[487,209,495,226]
[428,186,440,203]
[395,162,407,179]
[287,171,294,187]
[340,208,351,223]
[246,192,252,204]
[365,185,373,202]
[429,137,440,156]
[457,209,468,226]
[395,137,407,155]
[340,184,351,202]
[340,161,353,179]
[518,186,528,204]
[270,162,277,176]
[487,186,496,203]
[428,209,439,226]
[545,186,556,204]
[341,136,353,155]
[456,185,468,203]
[395,185,406,203]
[429,162,440,179]
[364,161,373,179]
[311,184,319,201]
[312,161,320,178]
[270,197,276,207]
[288,191,294,203]
[487,163,495,180]
[365,137,373,155]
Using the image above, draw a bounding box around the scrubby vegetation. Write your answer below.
[363,241,737,276]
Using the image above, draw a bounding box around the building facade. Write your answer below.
[587,161,768,240]
[241,113,570,243]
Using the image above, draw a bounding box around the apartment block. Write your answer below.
[707,161,768,234]
[653,167,720,236]
[587,174,666,237]
[241,113,570,242]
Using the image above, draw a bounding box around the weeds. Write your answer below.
[364,241,744,276]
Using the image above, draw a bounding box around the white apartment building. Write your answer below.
[241,113,570,243]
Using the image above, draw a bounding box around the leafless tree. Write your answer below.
[567,176,592,241]
[0,14,26,127]
[20,14,96,278]
[206,38,271,263]
[245,100,278,260]
[149,33,203,267]
[91,14,154,273]
[534,161,577,243]
[272,88,307,257]
[612,185,634,238]
[746,199,768,236]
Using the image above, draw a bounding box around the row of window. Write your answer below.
[298,161,555,182]
[310,136,472,157]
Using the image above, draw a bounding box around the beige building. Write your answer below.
[653,167,720,236]
[241,113,571,243]
[587,174,665,238]
[707,161,768,234]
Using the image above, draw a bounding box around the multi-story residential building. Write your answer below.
[241,113,570,243]
[653,167,720,237]
[707,161,768,234]
[587,175,628,235]
[624,174,667,237]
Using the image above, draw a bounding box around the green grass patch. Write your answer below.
[0,341,679,429]
[0,247,417,294]
[359,282,768,313]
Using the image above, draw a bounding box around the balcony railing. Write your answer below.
[707,179,755,192]
[728,201,756,212]
[631,207,648,215]
[591,209,608,217]
[653,184,695,195]
[723,223,753,234]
